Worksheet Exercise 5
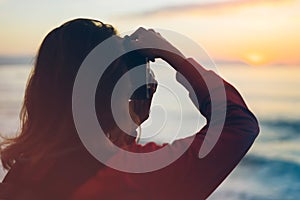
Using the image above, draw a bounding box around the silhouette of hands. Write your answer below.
[126,27,185,63]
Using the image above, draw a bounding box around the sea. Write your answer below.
[0,63,299,200]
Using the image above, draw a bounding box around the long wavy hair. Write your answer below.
[0,18,130,170]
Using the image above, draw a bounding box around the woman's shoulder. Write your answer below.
[2,147,103,199]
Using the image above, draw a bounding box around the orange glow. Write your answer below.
[1,0,300,65]
[113,0,300,66]
[243,52,270,66]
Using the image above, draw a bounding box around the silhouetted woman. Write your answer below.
[0,18,259,200]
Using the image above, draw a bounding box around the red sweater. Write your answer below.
[1,58,259,200]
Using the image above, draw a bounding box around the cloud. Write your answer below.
[110,0,300,65]
[117,0,296,18]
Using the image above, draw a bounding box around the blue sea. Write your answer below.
[0,63,299,199]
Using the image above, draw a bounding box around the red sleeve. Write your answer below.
[72,58,259,200]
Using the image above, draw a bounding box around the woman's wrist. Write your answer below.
[159,49,186,71]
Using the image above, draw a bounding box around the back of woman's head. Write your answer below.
[1,18,117,169]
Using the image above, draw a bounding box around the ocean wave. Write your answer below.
[239,154,300,190]
[241,154,300,170]
[210,154,300,200]
[258,119,300,142]
[210,190,283,200]
[260,120,300,133]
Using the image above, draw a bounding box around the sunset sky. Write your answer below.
[0,0,299,66]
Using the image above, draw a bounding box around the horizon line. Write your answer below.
[0,55,298,67]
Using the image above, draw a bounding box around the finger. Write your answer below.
[123,35,132,49]
[148,28,162,37]
[148,29,161,35]
[124,35,130,40]
[129,27,147,40]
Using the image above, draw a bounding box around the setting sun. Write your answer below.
[243,52,269,66]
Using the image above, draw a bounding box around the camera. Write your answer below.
[121,49,152,100]
[121,34,156,100]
